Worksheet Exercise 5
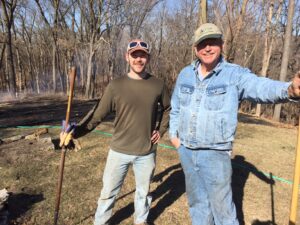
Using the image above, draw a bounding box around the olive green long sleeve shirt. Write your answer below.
[75,74,170,155]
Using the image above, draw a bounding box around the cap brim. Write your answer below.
[128,47,150,55]
[194,34,222,46]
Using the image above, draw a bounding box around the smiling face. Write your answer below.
[126,50,150,75]
[195,38,223,71]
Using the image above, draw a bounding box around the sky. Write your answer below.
[165,0,181,11]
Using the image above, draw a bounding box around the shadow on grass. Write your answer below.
[109,155,276,225]
[109,163,184,225]
[238,113,274,127]
[232,155,276,225]
[251,219,276,225]
[8,192,44,223]
[149,163,185,222]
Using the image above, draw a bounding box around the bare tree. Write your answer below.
[273,0,295,121]
[198,0,207,25]
[19,8,40,93]
[34,0,61,92]
[223,0,249,62]
[1,0,17,97]
[0,15,7,90]
[126,0,162,38]
[80,0,107,99]
[256,0,283,117]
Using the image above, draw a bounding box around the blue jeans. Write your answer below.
[178,145,239,225]
[94,149,156,225]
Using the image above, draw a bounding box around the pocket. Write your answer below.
[204,85,227,110]
[180,84,194,106]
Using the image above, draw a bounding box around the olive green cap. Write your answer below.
[193,23,222,46]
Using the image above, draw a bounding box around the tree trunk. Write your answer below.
[108,56,114,81]
[15,47,22,93]
[57,53,65,93]
[4,51,9,92]
[52,44,57,92]
[256,0,275,117]
[66,64,70,94]
[198,0,207,25]
[26,44,35,92]
[0,44,5,71]
[0,45,6,90]
[85,35,95,99]
[34,48,43,94]
[1,0,17,97]
[5,30,16,96]
[256,0,283,116]
[273,0,295,121]
[79,60,85,91]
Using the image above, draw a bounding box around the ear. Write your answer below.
[125,53,129,62]
[220,39,224,51]
[194,46,198,54]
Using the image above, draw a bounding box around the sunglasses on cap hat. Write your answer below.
[127,41,150,53]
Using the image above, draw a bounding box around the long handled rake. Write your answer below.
[54,67,76,225]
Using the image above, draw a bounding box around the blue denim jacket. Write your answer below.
[169,58,290,150]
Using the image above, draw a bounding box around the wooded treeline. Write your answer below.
[1,0,300,124]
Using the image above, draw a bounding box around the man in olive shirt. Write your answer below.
[65,39,170,225]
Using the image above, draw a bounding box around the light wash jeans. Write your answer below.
[178,145,239,225]
[94,149,156,225]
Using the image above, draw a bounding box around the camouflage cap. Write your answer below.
[193,23,222,46]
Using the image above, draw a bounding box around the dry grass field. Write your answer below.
[0,97,300,225]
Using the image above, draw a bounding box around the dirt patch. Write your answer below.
[0,96,97,128]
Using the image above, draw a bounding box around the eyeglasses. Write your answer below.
[127,41,149,52]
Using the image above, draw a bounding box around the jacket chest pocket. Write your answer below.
[180,84,194,106]
[204,85,227,110]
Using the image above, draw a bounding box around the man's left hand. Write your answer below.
[59,131,74,147]
[288,71,300,99]
[151,130,160,144]
[59,120,76,148]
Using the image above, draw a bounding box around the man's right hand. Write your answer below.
[170,137,181,149]
[288,71,300,99]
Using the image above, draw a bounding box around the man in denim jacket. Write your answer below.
[169,23,300,225]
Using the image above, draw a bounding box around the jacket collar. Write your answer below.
[191,56,224,75]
